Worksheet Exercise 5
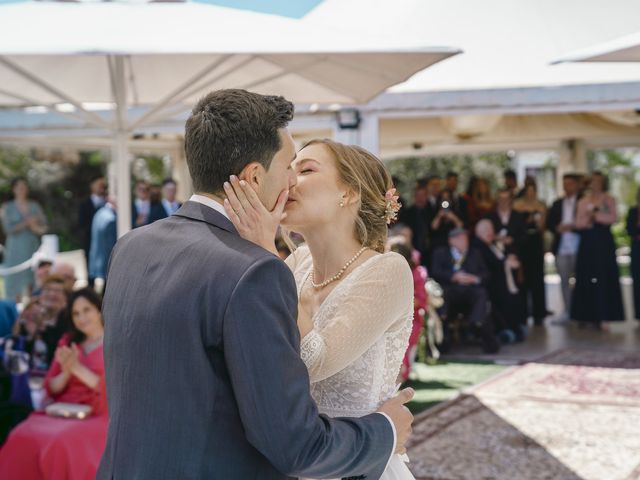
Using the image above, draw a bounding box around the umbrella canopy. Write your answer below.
[554,31,640,63]
[0,1,459,236]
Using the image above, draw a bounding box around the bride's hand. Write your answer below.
[223,175,289,255]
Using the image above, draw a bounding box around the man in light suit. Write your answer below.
[97,89,413,480]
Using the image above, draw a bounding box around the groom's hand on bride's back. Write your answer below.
[377,387,415,454]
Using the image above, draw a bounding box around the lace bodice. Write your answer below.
[286,246,414,418]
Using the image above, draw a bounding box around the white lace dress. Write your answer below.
[286,246,415,480]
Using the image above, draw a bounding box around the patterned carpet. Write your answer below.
[407,349,640,480]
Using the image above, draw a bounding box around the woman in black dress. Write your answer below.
[571,171,624,328]
[513,183,548,325]
[625,189,640,320]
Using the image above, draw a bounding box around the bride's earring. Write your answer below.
[339,198,345,207]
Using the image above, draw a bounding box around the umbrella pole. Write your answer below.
[114,131,131,238]
[111,55,132,238]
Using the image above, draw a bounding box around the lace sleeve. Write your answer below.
[302,253,414,383]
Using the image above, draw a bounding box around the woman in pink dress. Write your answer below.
[390,242,428,381]
[0,288,107,480]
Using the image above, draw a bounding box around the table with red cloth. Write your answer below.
[0,338,107,480]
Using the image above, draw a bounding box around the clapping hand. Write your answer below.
[55,344,80,374]
[223,175,288,255]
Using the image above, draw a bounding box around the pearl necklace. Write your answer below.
[310,246,368,289]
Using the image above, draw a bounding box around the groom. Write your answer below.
[97,89,414,480]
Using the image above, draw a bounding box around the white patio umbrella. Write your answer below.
[0,1,459,236]
[554,31,640,63]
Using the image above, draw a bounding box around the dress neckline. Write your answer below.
[297,251,389,323]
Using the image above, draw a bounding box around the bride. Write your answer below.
[223,138,415,480]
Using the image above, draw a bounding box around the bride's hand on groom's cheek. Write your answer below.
[223,175,289,256]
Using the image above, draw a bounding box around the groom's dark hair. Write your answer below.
[184,89,294,194]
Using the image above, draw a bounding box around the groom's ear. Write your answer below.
[238,162,264,190]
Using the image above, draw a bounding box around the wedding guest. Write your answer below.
[513,182,549,325]
[503,169,518,196]
[0,288,108,480]
[50,262,77,293]
[430,228,498,353]
[146,184,169,224]
[389,242,427,381]
[89,197,117,283]
[398,178,430,265]
[486,188,525,256]
[572,171,624,329]
[31,257,53,297]
[131,180,151,228]
[465,177,494,229]
[78,175,106,287]
[445,172,468,226]
[547,173,581,320]
[160,178,182,216]
[474,219,526,342]
[0,178,47,301]
[626,189,640,320]
[429,189,465,253]
[13,275,68,372]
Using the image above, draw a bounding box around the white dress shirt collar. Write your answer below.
[189,194,230,220]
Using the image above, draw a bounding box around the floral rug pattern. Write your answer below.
[407,349,640,480]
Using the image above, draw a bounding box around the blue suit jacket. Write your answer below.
[88,205,117,280]
[97,201,393,480]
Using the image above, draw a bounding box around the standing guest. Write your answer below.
[131,180,151,228]
[398,178,430,265]
[0,288,108,480]
[430,228,498,353]
[160,178,182,217]
[50,262,77,293]
[465,177,494,229]
[474,220,526,342]
[146,184,169,224]
[504,169,518,196]
[389,242,428,382]
[1,178,47,301]
[429,189,465,253]
[487,188,525,256]
[513,183,549,325]
[547,174,581,320]
[89,197,117,284]
[78,175,106,287]
[572,171,624,329]
[445,172,468,226]
[626,190,640,320]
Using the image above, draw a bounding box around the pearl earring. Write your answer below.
[339,199,345,207]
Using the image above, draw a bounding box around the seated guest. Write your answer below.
[30,257,53,297]
[50,262,77,293]
[12,275,68,372]
[431,228,498,353]
[0,288,107,480]
[473,220,527,342]
[389,242,428,381]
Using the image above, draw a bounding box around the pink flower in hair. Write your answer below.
[383,188,401,224]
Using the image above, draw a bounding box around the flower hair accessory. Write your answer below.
[383,188,401,224]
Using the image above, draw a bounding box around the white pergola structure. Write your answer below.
[295,0,640,186]
[0,1,459,237]
[555,31,640,63]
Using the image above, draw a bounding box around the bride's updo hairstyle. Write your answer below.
[302,139,394,253]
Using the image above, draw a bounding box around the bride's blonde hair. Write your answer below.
[299,138,394,253]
